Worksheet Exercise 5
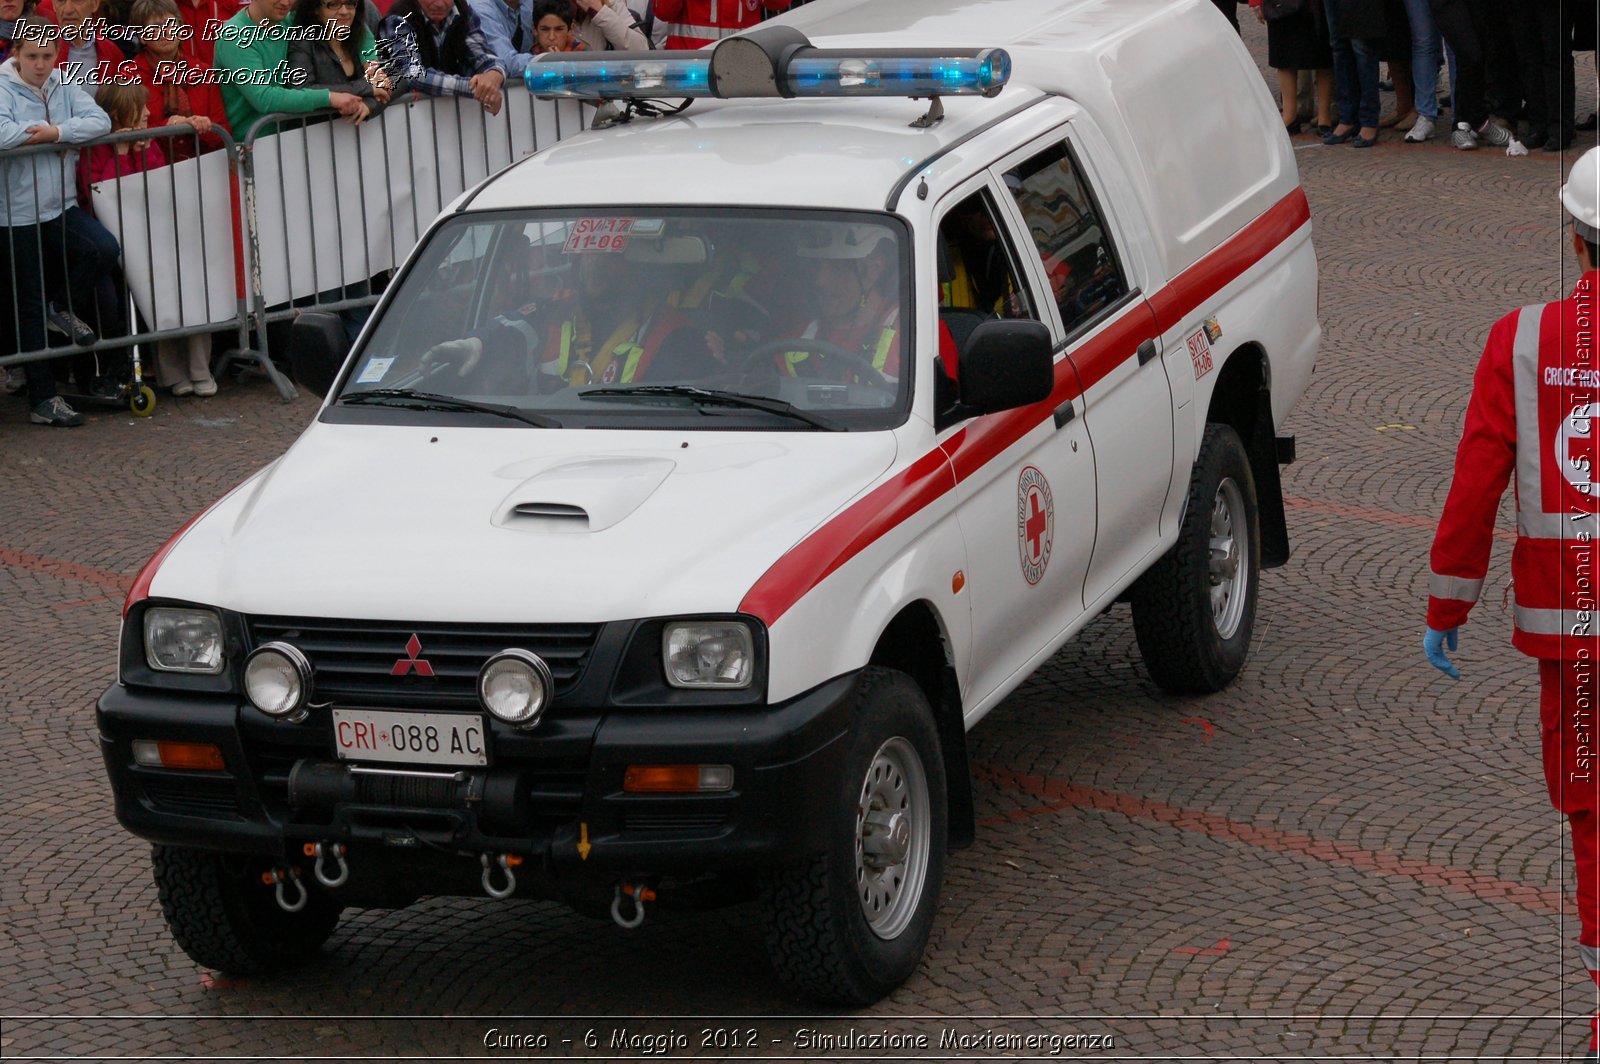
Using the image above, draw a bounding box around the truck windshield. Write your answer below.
[336,209,912,431]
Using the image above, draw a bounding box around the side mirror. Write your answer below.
[288,312,350,399]
[954,319,1054,416]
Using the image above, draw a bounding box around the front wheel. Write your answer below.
[151,845,343,974]
[130,384,156,416]
[1129,422,1260,693]
[760,667,947,1005]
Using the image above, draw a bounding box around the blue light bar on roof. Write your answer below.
[786,50,1012,98]
[525,26,1013,104]
[526,56,713,99]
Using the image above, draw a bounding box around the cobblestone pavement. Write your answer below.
[4,17,1600,1063]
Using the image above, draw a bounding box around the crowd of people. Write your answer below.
[2,0,1597,426]
[1213,0,1598,151]
[0,0,800,425]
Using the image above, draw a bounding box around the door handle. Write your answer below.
[1136,339,1158,366]
[1053,398,1075,429]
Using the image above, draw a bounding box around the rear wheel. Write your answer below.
[1130,423,1260,693]
[151,845,343,974]
[760,668,946,1005]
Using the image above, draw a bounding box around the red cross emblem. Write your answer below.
[392,634,435,677]
[1016,465,1054,586]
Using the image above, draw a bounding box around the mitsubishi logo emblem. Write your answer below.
[392,634,435,677]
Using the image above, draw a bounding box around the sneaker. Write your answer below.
[1404,115,1435,143]
[1475,119,1511,147]
[192,377,218,397]
[171,379,195,397]
[30,396,85,427]
[2,367,23,395]
[1451,122,1479,150]
[45,304,97,347]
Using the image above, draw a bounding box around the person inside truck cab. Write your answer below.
[419,230,711,389]
[770,223,901,381]
[938,195,1018,317]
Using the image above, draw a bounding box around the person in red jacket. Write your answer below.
[1425,146,1600,1059]
[128,0,229,160]
[653,0,788,50]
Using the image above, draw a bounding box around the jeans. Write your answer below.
[1325,1,1381,129]
[1399,0,1442,120]
[0,207,121,406]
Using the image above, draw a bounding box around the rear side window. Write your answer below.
[1004,142,1129,334]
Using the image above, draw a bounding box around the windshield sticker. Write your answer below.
[565,218,635,253]
[356,357,395,384]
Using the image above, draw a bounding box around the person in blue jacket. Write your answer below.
[0,13,118,426]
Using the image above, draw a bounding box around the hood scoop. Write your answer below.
[511,502,589,521]
[493,457,676,533]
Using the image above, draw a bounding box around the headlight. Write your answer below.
[144,607,225,674]
[663,622,753,689]
[478,649,553,728]
[244,642,313,721]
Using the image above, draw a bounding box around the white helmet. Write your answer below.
[796,224,894,260]
[1560,147,1600,243]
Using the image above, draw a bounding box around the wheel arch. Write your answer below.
[866,600,973,849]
[1205,342,1289,568]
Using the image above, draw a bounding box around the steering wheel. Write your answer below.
[737,337,890,389]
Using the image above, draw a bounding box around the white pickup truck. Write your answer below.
[98,0,1318,1005]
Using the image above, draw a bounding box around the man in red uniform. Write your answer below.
[1425,146,1600,1057]
[653,0,788,50]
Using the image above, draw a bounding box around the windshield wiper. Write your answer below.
[579,385,842,431]
[338,389,556,428]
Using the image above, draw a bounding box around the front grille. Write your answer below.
[622,810,728,835]
[245,617,600,708]
[140,780,242,819]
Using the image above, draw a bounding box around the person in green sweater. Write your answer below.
[213,0,374,137]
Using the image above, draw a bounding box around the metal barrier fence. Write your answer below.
[0,123,280,403]
[232,87,589,390]
[1,85,587,409]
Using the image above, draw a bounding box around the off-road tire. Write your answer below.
[760,667,947,1005]
[1129,423,1260,694]
[152,845,343,975]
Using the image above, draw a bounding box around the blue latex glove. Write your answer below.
[1423,627,1461,679]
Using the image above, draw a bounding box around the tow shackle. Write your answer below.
[303,841,349,888]
[262,866,307,913]
[480,852,523,900]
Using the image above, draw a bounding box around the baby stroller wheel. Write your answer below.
[130,385,156,417]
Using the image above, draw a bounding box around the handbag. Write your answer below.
[1260,0,1306,20]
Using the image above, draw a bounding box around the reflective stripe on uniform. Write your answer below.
[870,326,895,372]
[555,319,575,377]
[664,21,743,41]
[1511,304,1553,538]
[1513,604,1598,635]
[1583,943,1600,972]
[1519,509,1600,538]
[1428,572,1484,602]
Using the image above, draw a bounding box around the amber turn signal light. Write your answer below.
[623,764,734,793]
[131,740,226,771]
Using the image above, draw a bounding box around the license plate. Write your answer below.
[331,708,488,767]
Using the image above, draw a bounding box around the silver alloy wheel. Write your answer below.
[854,735,930,939]
[1208,476,1249,640]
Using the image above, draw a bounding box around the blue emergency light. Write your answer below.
[526,57,713,99]
[525,25,1011,104]
[785,51,1012,97]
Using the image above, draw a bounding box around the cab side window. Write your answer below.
[936,189,1037,358]
[1004,142,1129,334]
